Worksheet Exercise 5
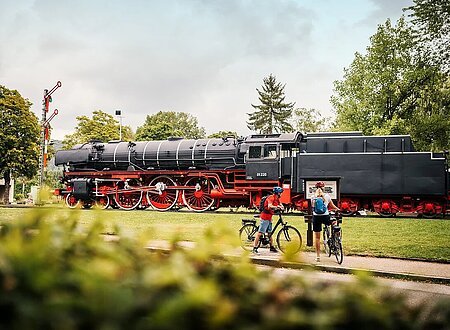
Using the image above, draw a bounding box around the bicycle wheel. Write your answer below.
[334,235,344,264]
[239,224,258,251]
[276,225,302,254]
[323,226,332,257]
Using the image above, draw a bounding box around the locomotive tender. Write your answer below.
[54,131,449,217]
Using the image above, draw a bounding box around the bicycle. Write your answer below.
[323,211,343,264]
[239,212,302,254]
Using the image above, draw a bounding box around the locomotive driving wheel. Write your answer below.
[339,198,358,216]
[94,195,110,209]
[147,176,179,211]
[420,201,440,219]
[113,180,143,211]
[65,193,81,209]
[376,200,397,217]
[182,177,216,212]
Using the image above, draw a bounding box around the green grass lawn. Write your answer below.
[1,205,449,262]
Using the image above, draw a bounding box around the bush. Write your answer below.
[0,209,448,329]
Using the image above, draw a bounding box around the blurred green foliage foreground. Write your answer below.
[0,210,448,330]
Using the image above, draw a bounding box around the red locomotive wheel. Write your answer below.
[339,198,358,216]
[65,193,81,209]
[182,177,216,212]
[114,191,143,210]
[420,201,440,219]
[113,181,143,211]
[376,200,397,217]
[94,195,110,209]
[147,176,178,211]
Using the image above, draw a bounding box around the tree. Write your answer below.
[135,121,174,141]
[207,131,238,139]
[135,111,206,141]
[0,86,40,204]
[62,110,134,149]
[405,73,450,151]
[405,0,450,72]
[247,74,294,134]
[331,17,450,151]
[291,108,331,133]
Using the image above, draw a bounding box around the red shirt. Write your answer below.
[260,194,281,221]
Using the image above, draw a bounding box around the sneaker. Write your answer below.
[315,256,320,262]
[269,246,278,253]
[252,248,259,254]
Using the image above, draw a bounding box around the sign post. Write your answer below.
[302,177,341,246]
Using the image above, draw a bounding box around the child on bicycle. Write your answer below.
[312,182,339,262]
[252,186,285,254]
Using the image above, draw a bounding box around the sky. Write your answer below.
[0,0,413,140]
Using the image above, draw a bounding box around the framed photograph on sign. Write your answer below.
[305,180,338,199]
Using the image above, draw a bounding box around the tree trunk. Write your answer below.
[1,170,11,204]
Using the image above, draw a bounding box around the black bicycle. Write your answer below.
[239,213,302,254]
[323,211,343,264]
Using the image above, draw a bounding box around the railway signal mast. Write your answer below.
[39,81,62,187]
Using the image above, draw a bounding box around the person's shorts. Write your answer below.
[312,214,331,232]
[258,219,272,233]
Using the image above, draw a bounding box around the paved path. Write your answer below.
[254,250,450,283]
[144,240,450,284]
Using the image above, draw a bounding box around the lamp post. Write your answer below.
[115,110,122,141]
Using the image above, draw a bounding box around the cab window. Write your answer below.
[264,145,277,158]
[249,146,262,159]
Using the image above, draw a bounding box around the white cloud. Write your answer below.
[0,0,412,139]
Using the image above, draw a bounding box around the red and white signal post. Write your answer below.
[39,81,62,187]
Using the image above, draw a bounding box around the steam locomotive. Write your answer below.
[54,131,449,217]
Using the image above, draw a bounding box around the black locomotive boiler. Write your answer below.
[54,131,449,217]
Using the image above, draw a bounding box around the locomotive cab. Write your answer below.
[243,132,303,181]
[245,143,279,180]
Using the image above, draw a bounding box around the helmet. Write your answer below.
[273,186,283,194]
[315,181,325,188]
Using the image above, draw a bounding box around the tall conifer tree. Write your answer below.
[247,74,294,134]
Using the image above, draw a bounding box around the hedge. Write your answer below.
[0,209,448,329]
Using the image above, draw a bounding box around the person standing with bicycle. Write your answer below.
[312,182,339,262]
[252,186,285,254]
